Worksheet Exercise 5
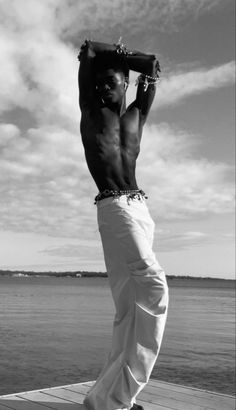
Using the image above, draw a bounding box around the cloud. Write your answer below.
[126,61,235,109]
[0,0,233,127]
[54,0,228,39]
[0,0,234,235]
[0,0,234,271]
[0,121,234,245]
[0,0,79,133]
[41,241,104,268]
[40,231,209,260]
[137,123,235,219]
[40,228,235,259]
[154,62,236,108]
[0,123,96,239]
[156,229,221,251]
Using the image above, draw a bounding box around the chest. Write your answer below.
[81,108,141,151]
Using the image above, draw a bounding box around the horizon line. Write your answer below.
[0,269,234,281]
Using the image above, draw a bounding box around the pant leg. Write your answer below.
[84,197,169,410]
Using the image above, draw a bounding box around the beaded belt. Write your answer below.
[94,189,147,205]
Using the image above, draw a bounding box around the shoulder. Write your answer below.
[80,95,101,115]
[126,100,147,125]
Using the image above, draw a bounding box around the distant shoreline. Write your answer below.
[0,269,234,283]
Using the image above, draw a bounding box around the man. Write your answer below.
[78,39,169,410]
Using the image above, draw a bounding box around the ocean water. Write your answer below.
[0,276,235,396]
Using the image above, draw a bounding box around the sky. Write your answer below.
[0,0,235,278]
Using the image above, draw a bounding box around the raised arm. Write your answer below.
[124,47,160,121]
[78,40,119,111]
[78,39,160,119]
[78,40,96,111]
[88,41,161,121]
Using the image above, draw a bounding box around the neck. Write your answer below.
[107,96,126,116]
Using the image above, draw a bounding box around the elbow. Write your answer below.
[147,55,161,76]
[151,55,161,75]
[150,54,157,61]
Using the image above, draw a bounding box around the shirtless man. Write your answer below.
[78,40,169,410]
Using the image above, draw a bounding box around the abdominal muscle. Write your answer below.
[81,107,141,192]
[84,146,139,192]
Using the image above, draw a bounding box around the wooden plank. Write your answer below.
[134,400,175,410]
[39,388,86,403]
[81,381,94,387]
[0,379,234,410]
[16,391,83,409]
[74,380,235,410]
[149,379,234,399]
[38,389,85,404]
[156,380,235,408]
[0,384,81,399]
[139,391,214,410]
[0,395,56,409]
[63,384,175,410]
[0,403,19,410]
[0,405,21,410]
[141,382,235,410]
[63,384,91,395]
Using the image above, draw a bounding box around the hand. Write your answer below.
[77,39,93,61]
[155,59,161,74]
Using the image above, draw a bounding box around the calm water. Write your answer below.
[0,276,235,396]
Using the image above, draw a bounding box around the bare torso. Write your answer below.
[78,41,158,191]
[80,105,143,192]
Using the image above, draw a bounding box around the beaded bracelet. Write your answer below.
[142,73,159,81]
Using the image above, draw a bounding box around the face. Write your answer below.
[95,69,127,104]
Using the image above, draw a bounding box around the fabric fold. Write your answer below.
[84,195,168,410]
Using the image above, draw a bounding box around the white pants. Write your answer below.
[84,195,169,410]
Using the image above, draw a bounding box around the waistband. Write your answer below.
[94,189,147,205]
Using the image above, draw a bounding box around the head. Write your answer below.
[94,54,129,106]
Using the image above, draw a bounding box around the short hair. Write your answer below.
[94,53,129,79]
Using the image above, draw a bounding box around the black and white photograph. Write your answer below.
[0,1,235,409]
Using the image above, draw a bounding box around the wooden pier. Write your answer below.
[0,379,235,410]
